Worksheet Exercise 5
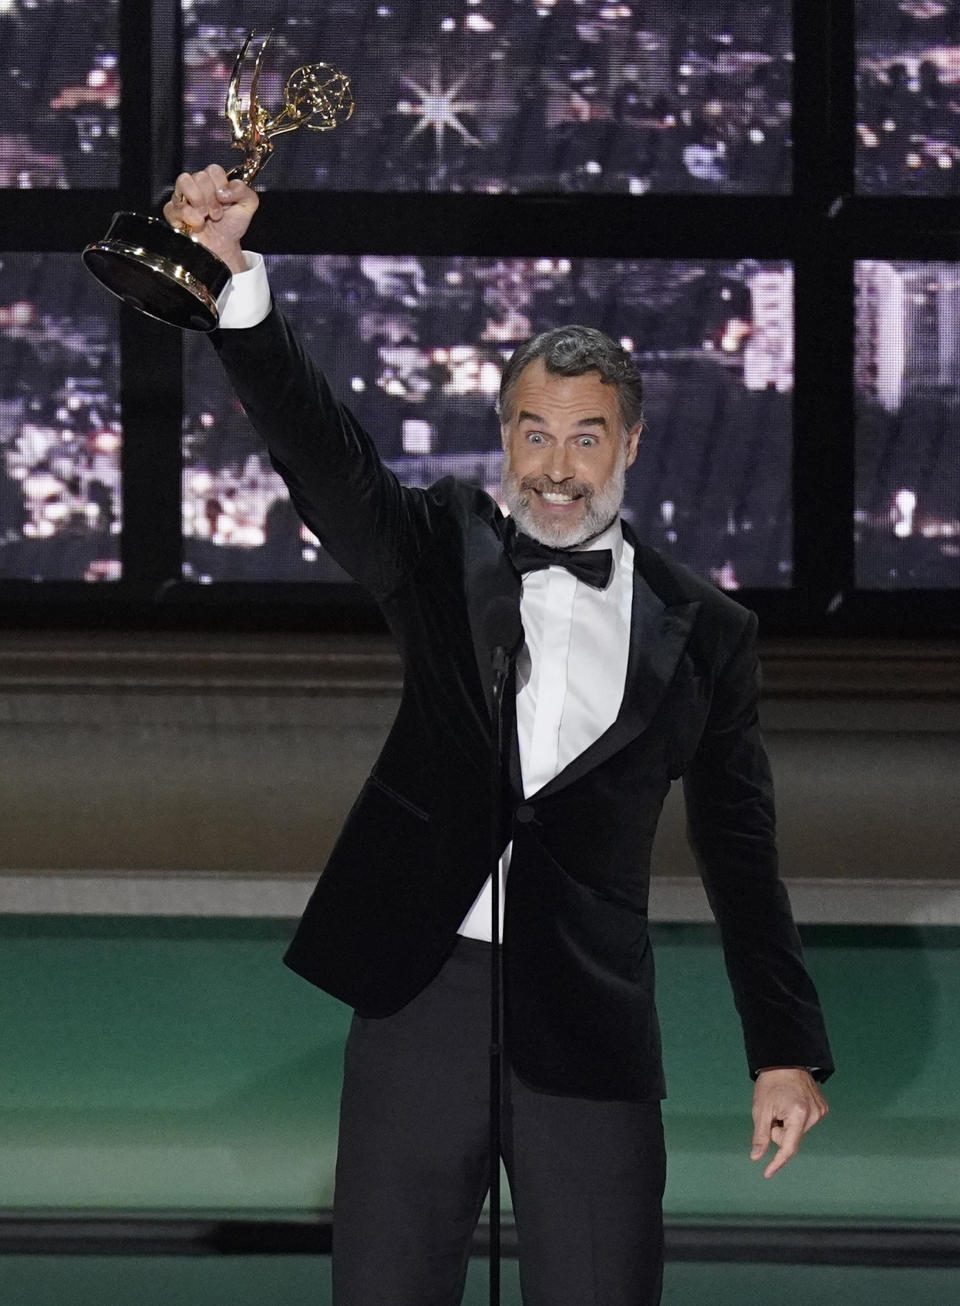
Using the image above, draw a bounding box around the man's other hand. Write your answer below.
[750,1067,828,1178]
[162,165,259,275]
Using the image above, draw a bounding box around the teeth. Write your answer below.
[541,492,574,504]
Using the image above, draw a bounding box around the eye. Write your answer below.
[525,430,545,444]
[576,435,597,448]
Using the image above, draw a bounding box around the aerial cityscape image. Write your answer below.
[184,0,794,194]
[857,0,960,194]
[183,254,794,589]
[856,260,960,587]
[0,254,120,581]
[5,2,957,595]
[0,0,119,188]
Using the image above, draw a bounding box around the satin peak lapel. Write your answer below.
[530,566,700,801]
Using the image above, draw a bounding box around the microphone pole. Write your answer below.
[483,595,520,1306]
[489,638,508,1306]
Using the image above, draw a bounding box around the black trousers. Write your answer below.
[333,936,666,1306]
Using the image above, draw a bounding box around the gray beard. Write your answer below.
[501,448,627,548]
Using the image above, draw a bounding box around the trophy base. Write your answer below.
[82,212,233,332]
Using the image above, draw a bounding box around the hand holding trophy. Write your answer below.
[83,33,354,331]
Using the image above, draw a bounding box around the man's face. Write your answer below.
[500,359,641,548]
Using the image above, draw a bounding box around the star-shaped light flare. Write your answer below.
[397,71,482,155]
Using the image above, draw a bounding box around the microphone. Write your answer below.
[481,595,522,683]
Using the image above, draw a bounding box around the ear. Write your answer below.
[624,422,643,469]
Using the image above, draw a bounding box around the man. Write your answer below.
[164,167,833,1306]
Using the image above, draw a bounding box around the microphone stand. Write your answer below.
[488,643,510,1306]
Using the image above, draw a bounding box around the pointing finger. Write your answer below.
[763,1113,805,1178]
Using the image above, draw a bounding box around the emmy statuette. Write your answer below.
[82,33,353,331]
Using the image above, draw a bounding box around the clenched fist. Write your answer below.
[162,164,259,274]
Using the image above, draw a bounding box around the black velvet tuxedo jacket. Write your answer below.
[212,308,834,1102]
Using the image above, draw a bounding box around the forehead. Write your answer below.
[507,359,619,426]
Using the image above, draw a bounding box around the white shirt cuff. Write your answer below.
[216,251,271,329]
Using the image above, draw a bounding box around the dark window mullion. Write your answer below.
[790,0,857,620]
[793,0,856,208]
[255,191,798,260]
[117,0,183,594]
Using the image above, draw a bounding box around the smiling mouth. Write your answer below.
[523,480,589,508]
[537,489,582,506]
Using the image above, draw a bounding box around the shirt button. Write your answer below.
[515,804,535,824]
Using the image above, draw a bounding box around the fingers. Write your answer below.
[203,163,232,193]
[165,169,223,232]
[750,1113,776,1168]
[755,1110,806,1179]
[162,166,258,235]
[217,177,254,204]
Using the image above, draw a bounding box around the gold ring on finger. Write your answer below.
[176,220,192,236]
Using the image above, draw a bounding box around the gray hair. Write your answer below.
[497,325,644,434]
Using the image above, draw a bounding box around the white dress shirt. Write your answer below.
[216,251,272,329]
[459,521,634,941]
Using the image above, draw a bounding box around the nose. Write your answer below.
[545,442,573,482]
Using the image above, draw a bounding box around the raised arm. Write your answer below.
[163,167,437,597]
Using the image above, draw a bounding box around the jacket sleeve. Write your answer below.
[210,305,439,600]
[682,613,834,1081]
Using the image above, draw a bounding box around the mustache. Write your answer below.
[517,475,592,500]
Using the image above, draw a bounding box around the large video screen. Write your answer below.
[184,255,794,590]
[0,0,119,188]
[183,1,793,195]
[0,255,121,581]
[856,0,960,195]
[855,261,960,587]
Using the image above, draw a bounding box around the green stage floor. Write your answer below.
[2,1256,960,1306]
[3,916,959,1222]
[3,914,959,1306]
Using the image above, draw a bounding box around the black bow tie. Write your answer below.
[507,531,613,589]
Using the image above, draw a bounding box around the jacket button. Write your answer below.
[515,804,535,824]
